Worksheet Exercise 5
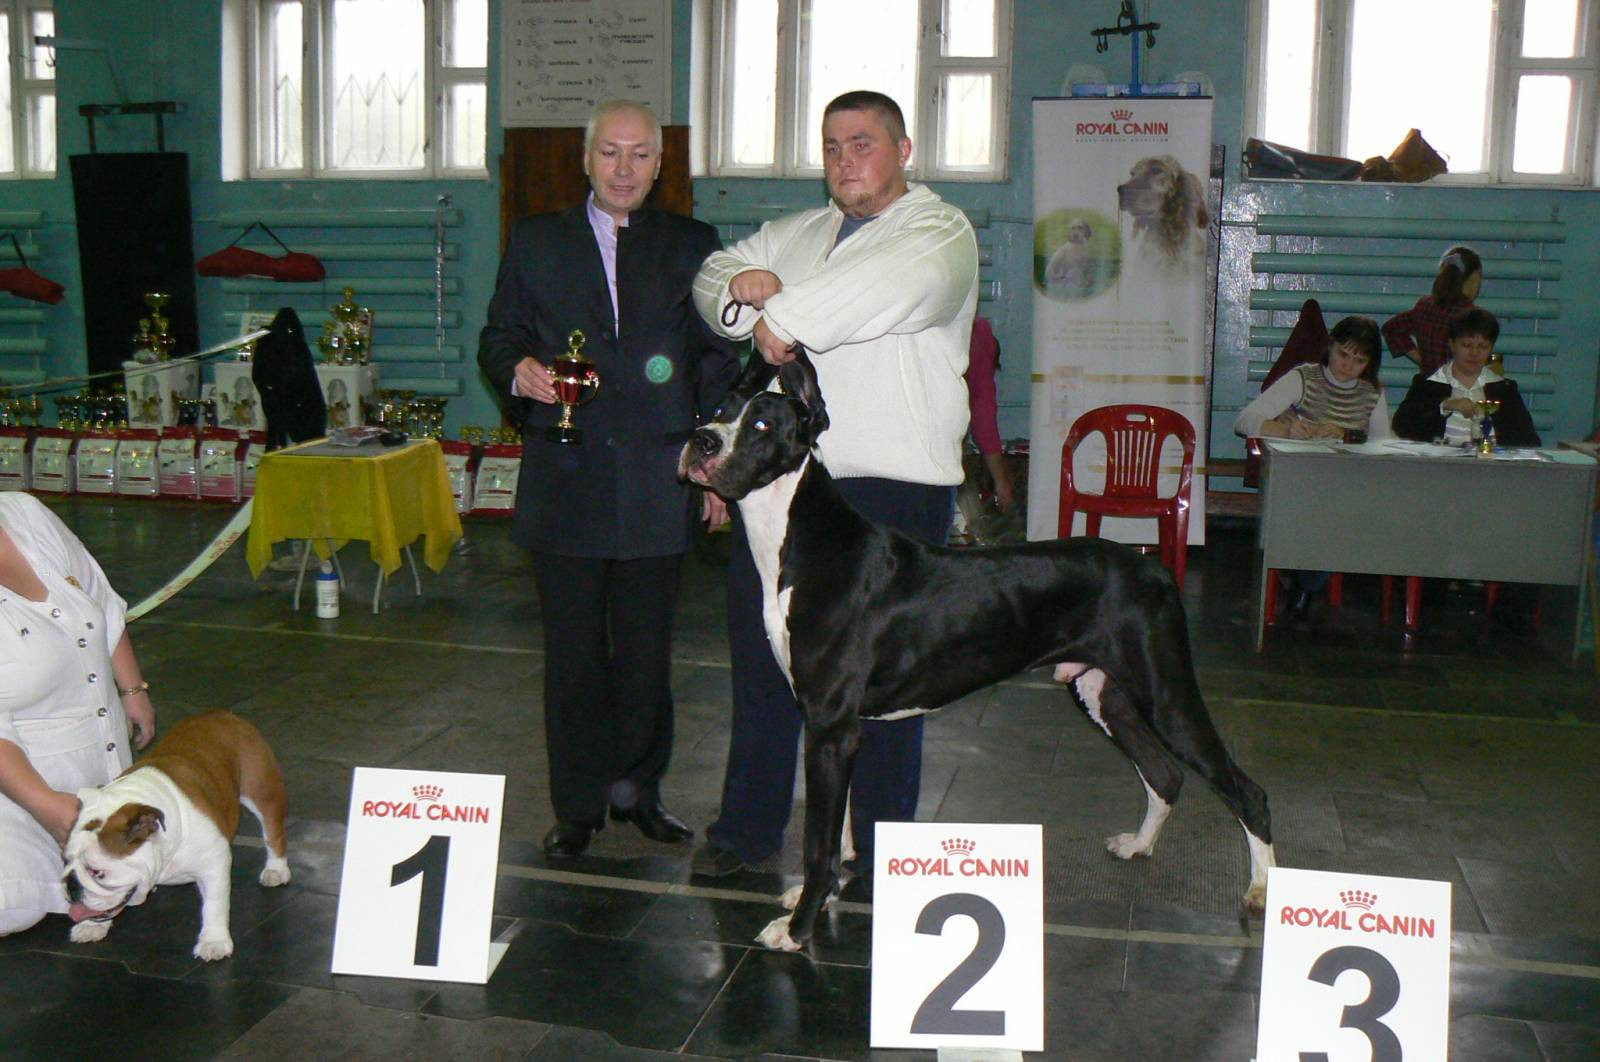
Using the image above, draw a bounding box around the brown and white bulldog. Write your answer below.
[61,709,290,961]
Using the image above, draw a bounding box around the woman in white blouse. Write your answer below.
[0,491,155,935]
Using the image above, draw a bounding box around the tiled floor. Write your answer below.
[1,495,1597,1060]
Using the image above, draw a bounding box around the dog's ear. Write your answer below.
[101,803,166,856]
[732,351,778,394]
[779,348,829,440]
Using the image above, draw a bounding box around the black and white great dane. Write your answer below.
[679,351,1274,952]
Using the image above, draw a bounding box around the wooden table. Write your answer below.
[1256,440,1597,663]
[246,438,463,612]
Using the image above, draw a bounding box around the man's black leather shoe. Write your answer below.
[543,820,601,857]
[609,799,693,844]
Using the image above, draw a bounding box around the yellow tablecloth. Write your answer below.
[246,438,463,579]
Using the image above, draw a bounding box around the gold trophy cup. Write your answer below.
[1474,398,1502,455]
[547,330,600,444]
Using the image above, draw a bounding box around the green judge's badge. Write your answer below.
[644,355,674,384]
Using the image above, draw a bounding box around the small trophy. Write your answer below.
[546,330,600,444]
[1474,398,1502,455]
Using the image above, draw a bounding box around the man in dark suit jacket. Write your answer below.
[478,101,740,857]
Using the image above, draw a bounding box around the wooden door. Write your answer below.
[498,125,692,250]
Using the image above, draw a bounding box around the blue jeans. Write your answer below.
[705,476,955,866]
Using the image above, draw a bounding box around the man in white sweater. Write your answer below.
[690,90,980,878]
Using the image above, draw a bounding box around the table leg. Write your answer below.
[404,545,421,597]
[292,539,313,610]
[372,567,384,614]
[1255,556,1270,651]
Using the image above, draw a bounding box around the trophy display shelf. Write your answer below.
[316,363,378,431]
[123,359,199,429]
[211,361,268,432]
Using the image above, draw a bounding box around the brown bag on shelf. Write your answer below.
[1357,155,1399,182]
[1387,129,1447,182]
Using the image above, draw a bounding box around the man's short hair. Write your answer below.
[584,100,662,154]
[1448,306,1500,345]
[823,90,907,144]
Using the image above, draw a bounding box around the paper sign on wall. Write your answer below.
[331,767,508,984]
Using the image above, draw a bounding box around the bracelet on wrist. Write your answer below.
[117,680,150,698]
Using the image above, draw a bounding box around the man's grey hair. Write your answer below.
[584,100,662,153]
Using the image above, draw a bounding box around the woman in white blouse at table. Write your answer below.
[1234,316,1392,443]
[0,491,155,936]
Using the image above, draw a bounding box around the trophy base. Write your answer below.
[545,425,584,445]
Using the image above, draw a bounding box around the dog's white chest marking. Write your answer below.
[739,460,806,690]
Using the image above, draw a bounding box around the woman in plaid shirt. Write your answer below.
[1382,245,1482,375]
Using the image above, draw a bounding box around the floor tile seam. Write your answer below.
[491,862,1600,980]
[133,617,741,671]
[1224,696,1600,730]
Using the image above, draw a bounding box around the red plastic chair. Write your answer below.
[1058,404,1195,589]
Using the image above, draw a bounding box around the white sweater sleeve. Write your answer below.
[1233,373,1305,438]
[760,206,977,353]
[692,215,811,340]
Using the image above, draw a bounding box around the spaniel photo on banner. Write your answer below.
[1027,96,1214,546]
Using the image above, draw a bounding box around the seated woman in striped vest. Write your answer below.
[1234,315,1391,620]
[1234,315,1391,444]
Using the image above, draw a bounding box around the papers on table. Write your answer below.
[1377,439,1469,458]
[1263,438,1584,463]
[1260,438,1339,453]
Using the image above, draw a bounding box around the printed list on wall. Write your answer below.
[500,0,672,127]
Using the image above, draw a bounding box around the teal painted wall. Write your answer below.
[2,0,1594,450]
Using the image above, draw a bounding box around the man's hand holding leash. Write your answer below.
[725,270,799,366]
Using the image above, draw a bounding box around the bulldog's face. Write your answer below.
[61,790,167,915]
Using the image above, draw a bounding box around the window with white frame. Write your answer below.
[1249,0,1600,185]
[696,0,1012,181]
[227,0,485,179]
[0,1,55,179]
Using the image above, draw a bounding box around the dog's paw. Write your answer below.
[778,884,834,913]
[259,857,291,888]
[1105,831,1155,860]
[69,920,111,944]
[1243,882,1268,917]
[194,935,234,962]
[755,915,803,952]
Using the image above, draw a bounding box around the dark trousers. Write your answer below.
[706,477,955,865]
[530,551,684,825]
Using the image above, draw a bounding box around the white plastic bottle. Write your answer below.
[315,560,340,618]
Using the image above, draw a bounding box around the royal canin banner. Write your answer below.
[1026,96,1214,545]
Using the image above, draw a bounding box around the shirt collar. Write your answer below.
[586,193,627,233]
[1431,363,1502,388]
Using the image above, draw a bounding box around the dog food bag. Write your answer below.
[441,439,476,514]
[115,430,161,497]
[75,436,119,494]
[30,432,74,493]
[471,443,519,515]
[0,429,30,490]
[158,428,200,498]
[198,429,244,502]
